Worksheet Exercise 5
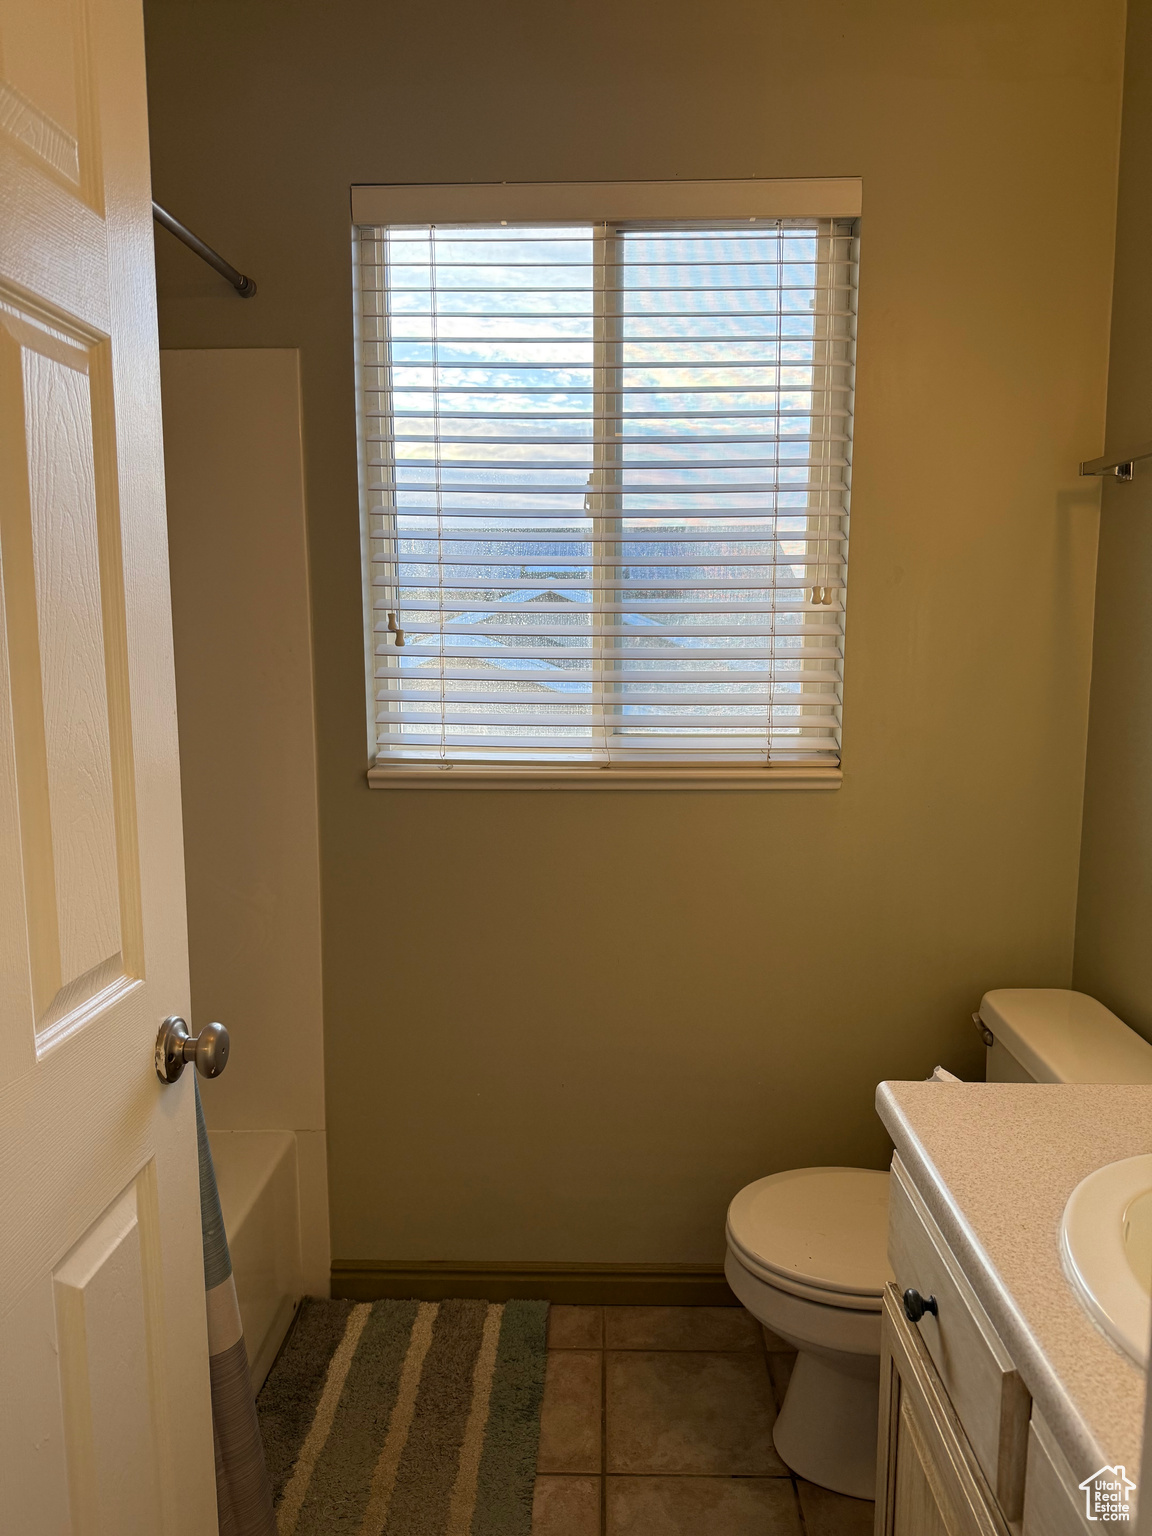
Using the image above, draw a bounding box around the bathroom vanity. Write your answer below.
[875,1081,1152,1535]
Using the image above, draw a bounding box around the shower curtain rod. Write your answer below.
[1079,443,1152,480]
[152,202,257,297]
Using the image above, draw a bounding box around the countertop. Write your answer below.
[875,1081,1152,1485]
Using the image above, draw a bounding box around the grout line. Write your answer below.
[793,1474,810,1535]
[758,1319,776,1410]
[589,1471,799,1478]
[759,1317,812,1533]
[605,1308,614,1536]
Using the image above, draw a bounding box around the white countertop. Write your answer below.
[875,1081,1152,1485]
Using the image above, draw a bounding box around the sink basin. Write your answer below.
[1061,1154,1152,1366]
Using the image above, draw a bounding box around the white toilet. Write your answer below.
[724,988,1152,1501]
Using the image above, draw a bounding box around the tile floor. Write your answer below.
[532,1305,874,1536]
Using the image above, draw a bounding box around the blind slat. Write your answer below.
[382,531,847,543]
[380,694,836,709]
[373,516,846,524]
[372,646,840,661]
[375,737,840,754]
[378,621,844,638]
[379,560,843,571]
[377,666,838,679]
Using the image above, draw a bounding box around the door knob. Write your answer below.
[902,1288,938,1323]
[155,1016,230,1083]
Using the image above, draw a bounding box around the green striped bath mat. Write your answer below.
[258,1298,548,1536]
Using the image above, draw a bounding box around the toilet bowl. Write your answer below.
[724,1166,891,1500]
[725,990,1152,1501]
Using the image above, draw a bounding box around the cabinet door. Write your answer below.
[890,1394,958,1536]
[875,1285,1011,1536]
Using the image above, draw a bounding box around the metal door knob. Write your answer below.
[155,1016,230,1083]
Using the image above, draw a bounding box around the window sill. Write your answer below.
[366,763,842,791]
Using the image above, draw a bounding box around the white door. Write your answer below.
[0,0,217,1530]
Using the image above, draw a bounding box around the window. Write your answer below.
[354,182,858,784]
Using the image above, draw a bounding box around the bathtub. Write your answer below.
[209,1130,303,1391]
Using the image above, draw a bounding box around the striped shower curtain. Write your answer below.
[195,1082,277,1536]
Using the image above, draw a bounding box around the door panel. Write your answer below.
[0,0,217,1528]
[54,1171,164,1536]
[892,1395,956,1536]
[0,0,99,202]
[0,312,134,1045]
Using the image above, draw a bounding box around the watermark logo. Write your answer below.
[1079,1465,1136,1522]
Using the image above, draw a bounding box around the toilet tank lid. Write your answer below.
[979,989,1152,1084]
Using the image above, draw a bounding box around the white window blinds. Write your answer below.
[355,214,857,769]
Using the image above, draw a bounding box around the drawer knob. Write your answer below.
[903,1288,938,1323]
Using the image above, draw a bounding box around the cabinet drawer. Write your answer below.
[889,1156,1031,1521]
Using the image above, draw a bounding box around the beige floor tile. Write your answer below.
[607,1476,802,1535]
[537,1350,602,1474]
[767,1350,795,1409]
[548,1305,604,1349]
[606,1350,785,1475]
[605,1305,761,1351]
[796,1479,876,1535]
[532,1475,601,1536]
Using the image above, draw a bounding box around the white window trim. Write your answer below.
[355,178,860,791]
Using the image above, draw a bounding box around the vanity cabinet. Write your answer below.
[877,1156,1105,1535]
[876,1285,1010,1536]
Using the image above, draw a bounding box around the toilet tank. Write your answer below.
[979,989,1152,1084]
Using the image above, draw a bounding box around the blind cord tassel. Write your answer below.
[387,611,406,647]
[811,586,835,606]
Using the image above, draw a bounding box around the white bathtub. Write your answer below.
[210,1130,303,1391]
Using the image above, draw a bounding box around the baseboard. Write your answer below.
[330,1259,737,1306]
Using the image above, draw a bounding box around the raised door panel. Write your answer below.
[54,1170,165,1536]
[892,1396,953,1536]
[0,0,100,202]
[0,304,140,1057]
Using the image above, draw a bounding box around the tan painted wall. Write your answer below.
[161,349,330,1292]
[1074,1,1152,1040]
[144,0,1123,1267]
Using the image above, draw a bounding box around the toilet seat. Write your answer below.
[728,1251,884,1311]
[725,1250,883,1355]
[726,1167,892,1310]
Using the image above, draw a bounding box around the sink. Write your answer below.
[1061,1153,1152,1366]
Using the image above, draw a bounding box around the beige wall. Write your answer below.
[144,0,1124,1269]
[1074,1,1152,1040]
[161,349,330,1293]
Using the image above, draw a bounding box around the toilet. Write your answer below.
[724,988,1152,1501]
